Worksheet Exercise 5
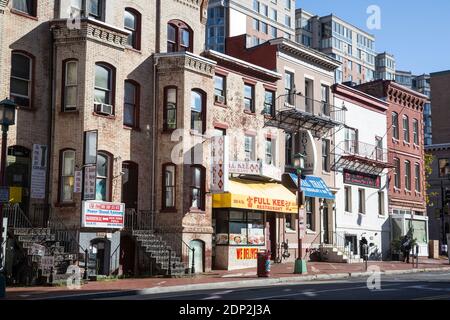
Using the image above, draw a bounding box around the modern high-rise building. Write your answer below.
[395,70,413,89]
[295,9,377,84]
[375,52,396,81]
[206,0,296,53]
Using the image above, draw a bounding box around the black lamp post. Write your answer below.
[293,153,307,274]
[0,98,17,298]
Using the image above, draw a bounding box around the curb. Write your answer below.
[29,265,450,300]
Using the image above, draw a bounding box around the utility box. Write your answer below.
[429,240,439,259]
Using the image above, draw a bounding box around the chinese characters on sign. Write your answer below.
[83,165,96,200]
[82,201,125,229]
[74,171,82,194]
[30,144,48,199]
[211,136,229,193]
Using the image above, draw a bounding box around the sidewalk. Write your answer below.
[4,257,450,300]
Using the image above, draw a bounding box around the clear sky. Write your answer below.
[296,0,450,75]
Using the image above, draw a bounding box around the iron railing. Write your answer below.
[124,209,195,274]
[278,93,346,124]
[323,231,352,260]
[337,140,389,163]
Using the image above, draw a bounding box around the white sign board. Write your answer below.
[229,161,260,175]
[83,165,97,200]
[211,136,229,193]
[74,170,82,194]
[30,144,48,199]
[82,201,125,229]
[41,256,54,276]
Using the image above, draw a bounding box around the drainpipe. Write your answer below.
[45,24,57,226]
[151,57,159,220]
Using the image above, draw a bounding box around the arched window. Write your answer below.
[124,80,139,128]
[63,59,78,111]
[124,8,141,50]
[10,51,34,108]
[167,20,193,53]
[164,86,177,131]
[162,163,176,210]
[96,152,111,201]
[191,89,206,133]
[94,63,115,114]
[60,149,76,202]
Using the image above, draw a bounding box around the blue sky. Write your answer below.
[296,0,450,74]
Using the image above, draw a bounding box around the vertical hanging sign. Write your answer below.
[83,131,98,200]
[211,135,229,193]
[30,144,48,199]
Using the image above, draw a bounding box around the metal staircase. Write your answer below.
[3,204,80,285]
[125,210,194,277]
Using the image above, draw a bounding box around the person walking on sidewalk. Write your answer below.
[401,234,412,264]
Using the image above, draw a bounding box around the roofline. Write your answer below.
[332,83,388,112]
[430,70,450,77]
[203,50,283,80]
[269,37,341,70]
[425,143,450,151]
[357,79,429,100]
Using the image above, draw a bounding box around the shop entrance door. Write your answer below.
[322,203,330,244]
[90,239,111,276]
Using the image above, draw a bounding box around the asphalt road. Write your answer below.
[98,271,450,300]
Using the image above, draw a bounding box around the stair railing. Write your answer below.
[125,208,195,274]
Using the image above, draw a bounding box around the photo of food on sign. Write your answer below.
[229,234,247,245]
[216,233,229,245]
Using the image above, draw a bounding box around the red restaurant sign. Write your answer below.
[343,170,381,189]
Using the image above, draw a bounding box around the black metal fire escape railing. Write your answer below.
[264,92,346,136]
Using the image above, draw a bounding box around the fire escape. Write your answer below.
[264,92,346,137]
[331,140,393,175]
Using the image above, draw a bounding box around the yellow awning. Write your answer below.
[213,179,298,214]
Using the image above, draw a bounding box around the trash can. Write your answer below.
[257,251,271,278]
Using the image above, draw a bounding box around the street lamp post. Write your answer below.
[0,98,17,298]
[293,153,307,274]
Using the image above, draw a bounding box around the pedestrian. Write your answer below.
[401,234,412,263]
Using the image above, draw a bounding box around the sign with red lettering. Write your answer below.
[343,170,381,189]
[82,201,125,229]
[236,248,259,260]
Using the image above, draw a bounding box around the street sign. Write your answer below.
[0,187,9,203]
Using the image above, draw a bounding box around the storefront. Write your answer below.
[391,211,429,257]
[212,179,297,270]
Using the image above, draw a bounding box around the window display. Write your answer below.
[214,210,265,246]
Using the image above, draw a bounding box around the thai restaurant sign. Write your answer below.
[343,170,381,189]
[229,161,260,175]
[82,201,125,229]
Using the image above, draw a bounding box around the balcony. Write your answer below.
[332,140,392,175]
[264,93,346,136]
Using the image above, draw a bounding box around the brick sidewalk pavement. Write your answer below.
[4,257,449,300]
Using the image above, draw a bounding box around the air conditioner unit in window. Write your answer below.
[94,103,113,116]
[215,95,225,104]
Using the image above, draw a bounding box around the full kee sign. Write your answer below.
[230,196,297,214]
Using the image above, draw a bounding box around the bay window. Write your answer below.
[164,86,177,130]
[63,60,78,111]
[191,90,205,133]
[162,164,176,209]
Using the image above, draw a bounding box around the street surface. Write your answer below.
[61,271,450,300]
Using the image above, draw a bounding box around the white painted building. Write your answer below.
[332,84,391,261]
